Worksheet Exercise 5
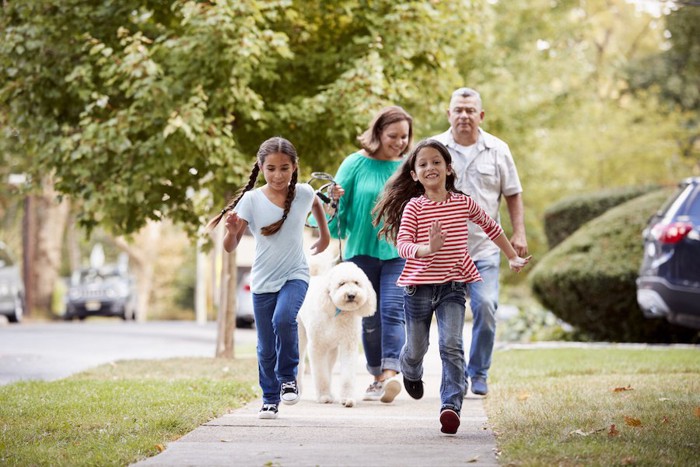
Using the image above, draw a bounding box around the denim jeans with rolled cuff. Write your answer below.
[348,255,406,376]
[252,279,309,404]
[400,281,468,414]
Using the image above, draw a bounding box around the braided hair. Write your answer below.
[206,136,299,236]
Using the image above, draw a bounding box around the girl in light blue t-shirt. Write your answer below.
[207,136,330,420]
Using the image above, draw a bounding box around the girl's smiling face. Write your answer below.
[411,146,451,190]
[260,152,296,193]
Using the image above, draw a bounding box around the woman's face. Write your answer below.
[376,120,410,160]
[260,152,296,194]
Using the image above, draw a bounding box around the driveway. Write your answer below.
[0,320,256,386]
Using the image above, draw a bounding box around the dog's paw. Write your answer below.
[341,398,356,408]
[318,394,334,404]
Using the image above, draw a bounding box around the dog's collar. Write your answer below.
[335,307,343,317]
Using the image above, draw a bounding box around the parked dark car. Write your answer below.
[0,242,24,323]
[637,177,700,329]
[65,265,137,321]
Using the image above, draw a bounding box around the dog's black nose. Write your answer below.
[346,293,356,301]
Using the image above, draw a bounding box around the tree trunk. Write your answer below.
[215,226,237,358]
[27,180,71,317]
[113,221,161,322]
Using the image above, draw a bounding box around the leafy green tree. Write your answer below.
[626,4,700,169]
[1,0,479,237]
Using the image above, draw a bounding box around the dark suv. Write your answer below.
[65,265,137,321]
[637,177,700,330]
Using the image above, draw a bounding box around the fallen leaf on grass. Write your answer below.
[694,407,700,418]
[568,427,606,437]
[624,416,642,427]
[155,444,165,453]
[613,385,633,392]
[608,424,619,437]
[621,456,636,465]
[661,416,670,424]
[517,393,530,401]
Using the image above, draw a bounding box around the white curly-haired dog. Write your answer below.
[298,261,376,407]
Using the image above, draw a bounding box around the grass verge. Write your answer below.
[484,347,700,466]
[0,357,259,466]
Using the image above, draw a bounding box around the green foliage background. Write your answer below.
[1,0,699,320]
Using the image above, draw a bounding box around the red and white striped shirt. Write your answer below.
[396,193,503,286]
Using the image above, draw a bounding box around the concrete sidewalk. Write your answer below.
[133,325,499,466]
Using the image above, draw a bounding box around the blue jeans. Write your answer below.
[348,256,406,376]
[400,281,468,413]
[252,279,309,404]
[466,252,500,381]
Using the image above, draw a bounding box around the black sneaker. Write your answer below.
[403,375,424,400]
[280,380,300,405]
[258,403,278,419]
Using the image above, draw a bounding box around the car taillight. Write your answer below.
[651,222,694,244]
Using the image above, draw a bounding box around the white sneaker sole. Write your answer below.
[258,411,278,419]
[281,394,300,405]
[380,379,401,403]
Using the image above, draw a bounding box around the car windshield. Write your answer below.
[682,187,700,220]
[73,268,123,285]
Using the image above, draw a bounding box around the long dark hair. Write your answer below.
[206,136,299,236]
[372,139,461,243]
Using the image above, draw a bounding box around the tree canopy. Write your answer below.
[1,0,476,237]
[2,0,697,251]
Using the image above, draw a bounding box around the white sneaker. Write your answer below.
[258,403,278,419]
[280,380,300,405]
[362,381,383,401]
[381,377,401,403]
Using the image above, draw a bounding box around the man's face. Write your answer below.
[447,95,483,140]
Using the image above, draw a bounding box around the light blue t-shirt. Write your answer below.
[234,183,315,293]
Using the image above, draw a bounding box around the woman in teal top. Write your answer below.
[329,106,413,403]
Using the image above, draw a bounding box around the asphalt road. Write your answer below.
[0,320,256,386]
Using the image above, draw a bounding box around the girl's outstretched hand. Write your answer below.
[508,255,532,273]
[224,211,244,233]
[309,236,330,256]
[428,220,446,253]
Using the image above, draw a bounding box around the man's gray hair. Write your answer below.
[451,87,482,107]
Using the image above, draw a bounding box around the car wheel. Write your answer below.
[7,293,23,323]
[78,314,87,321]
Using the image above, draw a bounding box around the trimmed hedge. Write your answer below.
[543,185,659,249]
[530,188,698,343]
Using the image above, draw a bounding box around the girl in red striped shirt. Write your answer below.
[373,139,530,434]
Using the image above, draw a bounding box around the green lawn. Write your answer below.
[0,358,260,466]
[1,347,698,466]
[485,347,700,466]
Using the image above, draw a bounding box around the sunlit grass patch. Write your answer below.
[0,357,258,466]
[485,347,700,466]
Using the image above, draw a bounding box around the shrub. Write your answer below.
[543,185,659,248]
[530,188,698,343]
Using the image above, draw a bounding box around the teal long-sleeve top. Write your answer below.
[329,152,402,261]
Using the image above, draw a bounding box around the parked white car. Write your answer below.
[0,242,24,324]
